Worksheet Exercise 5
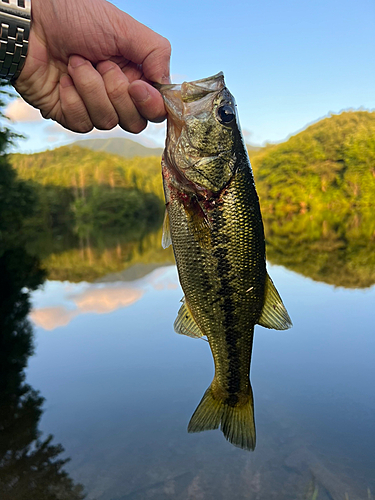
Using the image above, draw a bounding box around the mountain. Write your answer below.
[251,110,375,212]
[9,145,164,198]
[69,136,261,159]
[6,110,375,288]
[69,137,163,158]
[10,110,375,211]
[249,110,375,289]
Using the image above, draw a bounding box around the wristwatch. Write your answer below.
[0,0,31,81]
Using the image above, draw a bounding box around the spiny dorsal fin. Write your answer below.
[257,273,292,330]
[162,209,172,249]
[174,297,204,339]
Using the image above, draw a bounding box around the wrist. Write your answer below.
[0,0,31,81]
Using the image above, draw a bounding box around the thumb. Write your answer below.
[142,40,171,84]
[114,9,171,84]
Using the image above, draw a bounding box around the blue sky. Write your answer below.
[5,0,375,153]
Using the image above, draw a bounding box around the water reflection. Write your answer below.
[27,208,375,289]
[263,207,375,288]
[31,267,178,331]
[41,228,175,283]
[27,265,375,500]
[0,247,85,499]
[1,181,374,498]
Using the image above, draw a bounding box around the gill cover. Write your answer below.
[157,73,242,192]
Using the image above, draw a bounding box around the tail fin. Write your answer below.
[187,384,256,451]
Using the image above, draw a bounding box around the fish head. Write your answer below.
[157,73,244,193]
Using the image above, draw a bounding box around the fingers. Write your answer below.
[62,55,167,134]
[128,80,166,123]
[59,74,93,133]
[67,55,119,130]
[96,60,147,133]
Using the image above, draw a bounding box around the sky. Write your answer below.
[4,0,375,153]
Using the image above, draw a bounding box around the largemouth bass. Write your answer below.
[157,73,292,451]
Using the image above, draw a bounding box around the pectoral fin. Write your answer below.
[182,197,212,249]
[257,274,292,330]
[162,210,172,249]
[174,298,204,339]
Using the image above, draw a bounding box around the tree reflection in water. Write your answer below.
[263,208,375,289]
[0,247,86,500]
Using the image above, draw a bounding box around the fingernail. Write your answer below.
[60,74,73,88]
[70,55,86,68]
[131,85,150,103]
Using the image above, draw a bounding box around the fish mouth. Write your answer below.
[155,72,225,122]
[157,73,229,193]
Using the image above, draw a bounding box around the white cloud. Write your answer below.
[5,98,42,123]
[30,307,77,331]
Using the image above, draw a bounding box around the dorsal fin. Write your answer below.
[257,274,292,330]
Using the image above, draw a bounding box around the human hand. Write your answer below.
[13,0,171,133]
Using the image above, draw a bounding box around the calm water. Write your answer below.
[24,262,374,500]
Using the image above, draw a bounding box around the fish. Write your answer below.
[157,73,292,451]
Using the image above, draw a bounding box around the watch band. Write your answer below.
[0,0,31,81]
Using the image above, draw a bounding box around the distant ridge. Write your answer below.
[70,136,261,159]
[70,137,163,158]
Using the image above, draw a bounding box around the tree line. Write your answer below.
[250,110,375,215]
[3,106,375,288]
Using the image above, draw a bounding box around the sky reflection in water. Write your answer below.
[27,265,375,500]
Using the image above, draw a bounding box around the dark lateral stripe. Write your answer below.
[211,208,242,404]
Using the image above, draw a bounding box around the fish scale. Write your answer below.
[158,73,292,450]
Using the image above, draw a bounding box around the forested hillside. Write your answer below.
[7,109,375,287]
[10,146,163,198]
[248,110,375,288]
[250,110,375,214]
[9,147,165,249]
[11,110,375,214]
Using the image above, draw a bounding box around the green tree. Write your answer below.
[0,81,86,499]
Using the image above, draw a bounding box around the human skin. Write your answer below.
[13,0,171,133]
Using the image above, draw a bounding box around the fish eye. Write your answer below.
[216,104,235,124]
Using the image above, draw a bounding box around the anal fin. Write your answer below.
[257,273,292,330]
[174,297,204,339]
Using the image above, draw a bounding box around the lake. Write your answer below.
[10,242,373,500]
